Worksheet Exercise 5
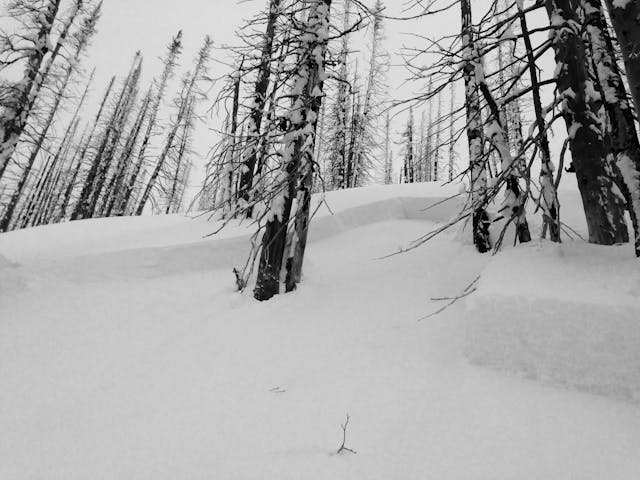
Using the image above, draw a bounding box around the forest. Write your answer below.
[1,0,640,479]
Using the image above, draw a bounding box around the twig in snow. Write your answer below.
[420,275,481,321]
[336,414,357,455]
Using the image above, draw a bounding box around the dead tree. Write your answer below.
[402,108,415,183]
[254,0,332,301]
[544,0,628,245]
[237,0,282,217]
[461,0,491,253]
[604,0,640,117]
[0,3,100,231]
[0,0,63,180]
[135,36,212,216]
[448,83,456,182]
[518,1,561,242]
[165,95,195,214]
[581,0,640,256]
[115,31,183,216]
[72,52,142,220]
[101,87,152,217]
[383,112,392,184]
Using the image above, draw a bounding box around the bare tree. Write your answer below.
[0,0,63,180]
[135,36,212,216]
[254,0,333,301]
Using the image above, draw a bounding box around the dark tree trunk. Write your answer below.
[254,0,332,301]
[583,0,640,256]
[545,0,628,245]
[604,0,640,118]
[237,0,281,217]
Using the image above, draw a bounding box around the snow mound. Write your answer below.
[0,182,461,265]
[466,241,640,403]
[0,254,26,295]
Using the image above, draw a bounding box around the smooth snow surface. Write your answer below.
[1,183,639,479]
[468,241,640,402]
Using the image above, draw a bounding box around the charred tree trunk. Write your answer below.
[545,0,628,245]
[254,0,332,301]
[237,0,281,217]
[604,0,640,118]
[583,0,640,256]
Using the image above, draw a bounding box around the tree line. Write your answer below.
[0,0,210,231]
[198,0,640,302]
[3,0,640,303]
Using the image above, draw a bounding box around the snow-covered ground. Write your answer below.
[1,183,640,479]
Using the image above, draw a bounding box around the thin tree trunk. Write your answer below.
[103,89,152,217]
[0,66,93,231]
[238,0,281,217]
[136,38,210,216]
[519,2,561,241]
[461,0,491,253]
[448,83,456,182]
[73,54,142,220]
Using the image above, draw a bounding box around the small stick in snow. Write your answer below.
[421,275,481,320]
[336,414,357,455]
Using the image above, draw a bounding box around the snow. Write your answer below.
[467,240,640,402]
[612,0,632,8]
[1,183,640,479]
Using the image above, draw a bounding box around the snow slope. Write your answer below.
[1,183,640,479]
[468,240,640,402]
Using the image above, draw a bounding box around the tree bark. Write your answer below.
[254,0,332,301]
[519,3,561,242]
[0,0,61,180]
[583,0,640,256]
[545,0,628,245]
[461,0,491,253]
[604,0,640,118]
[237,0,281,217]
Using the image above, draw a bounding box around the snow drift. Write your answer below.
[466,240,640,403]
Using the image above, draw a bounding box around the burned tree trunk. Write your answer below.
[545,0,628,245]
[583,0,640,256]
[254,0,332,301]
[604,0,640,117]
[237,0,281,217]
